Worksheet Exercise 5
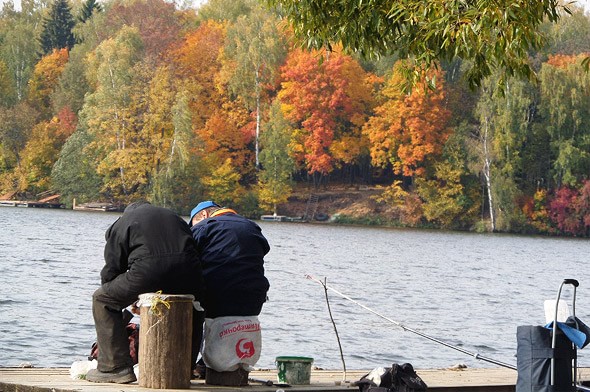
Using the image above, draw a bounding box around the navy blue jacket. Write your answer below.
[191,211,270,318]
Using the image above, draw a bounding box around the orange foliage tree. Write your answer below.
[196,99,254,181]
[170,20,255,190]
[363,62,451,178]
[168,20,227,131]
[278,48,375,177]
[27,48,69,120]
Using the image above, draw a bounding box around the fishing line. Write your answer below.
[305,274,518,370]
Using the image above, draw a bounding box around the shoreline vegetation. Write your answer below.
[270,185,558,235]
[2,182,590,237]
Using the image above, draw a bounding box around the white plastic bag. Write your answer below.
[203,316,262,372]
[69,359,97,379]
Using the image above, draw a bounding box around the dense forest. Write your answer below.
[0,0,589,235]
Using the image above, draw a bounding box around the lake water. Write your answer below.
[0,206,589,371]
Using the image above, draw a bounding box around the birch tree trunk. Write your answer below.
[482,116,495,232]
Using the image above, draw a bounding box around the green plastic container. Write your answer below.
[275,356,314,385]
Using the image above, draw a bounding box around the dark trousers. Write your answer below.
[92,286,204,372]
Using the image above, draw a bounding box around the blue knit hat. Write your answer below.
[190,201,219,225]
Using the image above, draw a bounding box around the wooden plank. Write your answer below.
[38,194,60,203]
[5,366,590,391]
[0,367,523,392]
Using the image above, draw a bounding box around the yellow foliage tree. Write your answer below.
[81,26,146,201]
[17,108,77,193]
[201,158,245,207]
[27,48,69,120]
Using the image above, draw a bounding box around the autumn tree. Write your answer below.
[202,157,246,207]
[16,107,76,193]
[222,5,287,169]
[27,48,69,119]
[51,43,91,114]
[549,181,590,236]
[279,48,375,182]
[71,0,108,48]
[54,8,111,114]
[153,90,198,210]
[169,20,258,191]
[415,125,480,229]
[80,25,145,201]
[541,5,590,57]
[39,0,76,55]
[195,100,254,181]
[140,66,196,209]
[0,103,39,193]
[522,189,555,234]
[363,62,451,178]
[258,100,294,214]
[169,20,226,130]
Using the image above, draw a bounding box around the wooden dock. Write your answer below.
[0,366,536,392]
[0,200,64,208]
[0,191,64,209]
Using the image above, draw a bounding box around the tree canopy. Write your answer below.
[267,0,571,89]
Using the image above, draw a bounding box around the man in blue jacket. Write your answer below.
[87,201,205,384]
[189,201,270,318]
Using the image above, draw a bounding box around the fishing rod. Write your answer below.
[305,274,518,370]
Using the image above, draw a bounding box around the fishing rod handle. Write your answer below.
[563,279,579,287]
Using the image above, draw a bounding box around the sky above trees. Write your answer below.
[4,0,588,12]
[0,0,209,10]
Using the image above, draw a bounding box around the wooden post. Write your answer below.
[138,293,194,389]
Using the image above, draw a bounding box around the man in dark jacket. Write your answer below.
[189,201,270,318]
[86,201,205,384]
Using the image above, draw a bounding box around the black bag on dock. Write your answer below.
[516,325,576,392]
[356,363,427,392]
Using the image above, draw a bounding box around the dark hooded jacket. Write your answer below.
[101,202,204,302]
[190,210,269,318]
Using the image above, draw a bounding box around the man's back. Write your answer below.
[110,203,196,259]
[191,211,270,317]
[101,203,196,282]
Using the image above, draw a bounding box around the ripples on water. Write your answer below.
[0,207,589,370]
